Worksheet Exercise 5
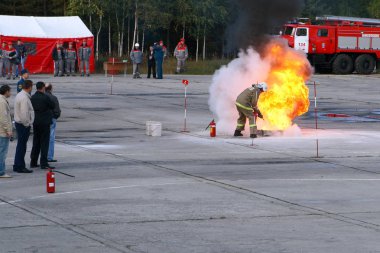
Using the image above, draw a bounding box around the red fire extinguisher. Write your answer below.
[47,169,55,193]
[209,120,216,137]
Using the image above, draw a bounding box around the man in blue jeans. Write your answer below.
[13,80,34,173]
[0,85,13,178]
[45,84,61,163]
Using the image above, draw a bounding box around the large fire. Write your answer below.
[258,41,312,130]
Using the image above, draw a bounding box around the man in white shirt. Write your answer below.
[13,80,34,173]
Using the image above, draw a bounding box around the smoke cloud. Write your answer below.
[226,0,304,51]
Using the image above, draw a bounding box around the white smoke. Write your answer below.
[208,47,271,135]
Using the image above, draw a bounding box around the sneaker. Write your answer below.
[0,174,12,178]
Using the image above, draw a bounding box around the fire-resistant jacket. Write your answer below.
[174,43,188,60]
[0,95,12,137]
[79,46,91,61]
[130,49,143,64]
[65,48,77,60]
[236,86,262,112]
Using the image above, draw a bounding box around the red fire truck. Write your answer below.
[281,16,380,74]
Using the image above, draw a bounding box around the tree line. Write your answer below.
[1,0,380,60]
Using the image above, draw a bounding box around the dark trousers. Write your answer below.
[30,123,51,167]
[13,123,31,170]
[147,61,156,78]
[155,58,163,79]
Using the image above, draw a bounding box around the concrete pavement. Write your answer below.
[0,74,380,253]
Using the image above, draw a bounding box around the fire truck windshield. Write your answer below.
[284,26,294,36]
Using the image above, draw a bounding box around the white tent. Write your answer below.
[0,15,94,74]
[0,15,93,38]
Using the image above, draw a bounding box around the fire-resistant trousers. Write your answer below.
[176,58,186,73]
[80,60,90,75]
[54,60,64,76]
[236,105,257,135]
[66,59,76,75]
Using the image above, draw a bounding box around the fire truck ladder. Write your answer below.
[316,15,380,26]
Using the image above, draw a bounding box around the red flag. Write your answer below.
[182,79,189,86]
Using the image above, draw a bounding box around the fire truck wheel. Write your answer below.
[332,54,354,75]
[355,54,376,75]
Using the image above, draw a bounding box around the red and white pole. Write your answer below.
[313,81,319,158]
[182,80,190,132]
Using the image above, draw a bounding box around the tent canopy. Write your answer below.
[0,15,93,39]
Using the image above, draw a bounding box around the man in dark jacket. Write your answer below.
[45,83,61,163]
[15,39,27,76]
[52,42,65,77]
[153,42,164,79]
[30,82,55,170]
[147,46,156,78]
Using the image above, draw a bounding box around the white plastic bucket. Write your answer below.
[146,121,162,136]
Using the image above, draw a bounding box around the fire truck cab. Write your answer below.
[281,16,380,74]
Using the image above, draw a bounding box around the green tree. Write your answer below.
[368,0,380,18]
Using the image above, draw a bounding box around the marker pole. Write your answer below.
[314,81,319,158]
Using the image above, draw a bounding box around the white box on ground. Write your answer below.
[146,121,162,136]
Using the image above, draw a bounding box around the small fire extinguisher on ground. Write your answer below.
[206,119,216,137]
[47,169,55,193]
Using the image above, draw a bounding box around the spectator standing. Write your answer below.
[7,42,18,80]
[130,43,143,79]
[45,84,61,163]
[0,41,6,78]
[174,38,189,74]
[153,42,164,79]
[65,42,77,76]
[15,39,27,76]
[17,69,29,93]
[0,85,13,178]
[52,42,65,77]
[30,82,55,170]
[13,80,34,173]
[78,40,91,77]
[147,46,156,79]
[160,41,167,59]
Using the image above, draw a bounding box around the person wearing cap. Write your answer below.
[65,42,77,76]
[79,40,91,77]
[6,42,18,80]
[15,39,27,76]
[130,43,143,79]
[52,42,65,77]
[0,41,7,78]
[174,38,188,74]
[17,69,29,93]
[234,82,268,138]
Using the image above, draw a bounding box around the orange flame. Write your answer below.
[258,40,312,130]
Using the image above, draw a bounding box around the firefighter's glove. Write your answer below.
[257,111,264,119]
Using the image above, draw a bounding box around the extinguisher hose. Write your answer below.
[53,170,75,178]
[205,119,215,130]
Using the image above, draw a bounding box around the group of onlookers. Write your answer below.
[52,39,91,77]
[0,77,61,178]
[0,39,27,80]
[130,38,189,79]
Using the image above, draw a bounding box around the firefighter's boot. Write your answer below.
[250,134,257,139]
[234,130,243,137]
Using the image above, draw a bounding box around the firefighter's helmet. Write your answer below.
[257,82,268,92]
[135,43,140,47]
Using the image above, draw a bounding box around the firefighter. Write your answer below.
[79,39,91,77]
[65,42,77,76]
[52,41,65,77]
[6,42,18,80]
[174,38,188,74]
[130,43,143,79]
[234,82,268,138]
[0,41,6,78]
